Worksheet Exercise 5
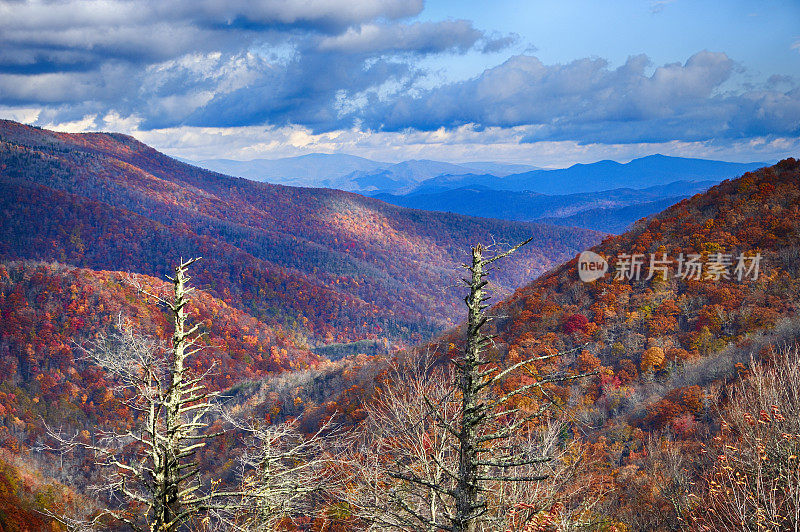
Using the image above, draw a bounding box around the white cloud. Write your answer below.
[42,114,99,133]
[318,20,484,54]
[0,106,40,124]
[359,51,800,144]
[0,1,796,159]
[75,120,797,168]
[650,0,676,14]
[0,0,495,132]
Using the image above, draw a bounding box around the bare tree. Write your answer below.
[347,241,596,532]
[692,344,800,531]
[343,353,459,530]
[211,414,339,531]
[48,258,238,531]
[442,241,595,532]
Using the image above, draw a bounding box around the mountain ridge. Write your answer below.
[374,180,719,233]
[407,153,768,196]
[0,119,600,347]
[189,151,764,197]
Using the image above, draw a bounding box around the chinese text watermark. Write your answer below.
[578,251,762,283]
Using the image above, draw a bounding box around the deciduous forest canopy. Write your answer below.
[0,1,799,528]
[1,117,800,529]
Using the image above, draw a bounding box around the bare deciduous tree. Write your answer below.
[212,414,339,531]
[48,258,238,531]
[346,241,596,532]
[692,344,800,531]
[343,353,458,530]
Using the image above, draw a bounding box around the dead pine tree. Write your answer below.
[47,258,239,531]
[390,239,595,532]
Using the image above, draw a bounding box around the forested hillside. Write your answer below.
[0,261,318,438]
[0,260,327,529]
[0,120,600,347]
[236,158,800,528]
[3,120,799,529]
[423,157,800,527]
[491,157,800,382]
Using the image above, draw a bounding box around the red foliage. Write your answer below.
[0,120,599,346]
[563,313,590,334]
[0,260,320,452]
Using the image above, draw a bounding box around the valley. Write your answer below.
[0,120,797,531]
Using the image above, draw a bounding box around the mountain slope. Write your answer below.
[0,260,318,442]
[271,158,800,526]
[538,196,688,233]
[489,157,800,371]
[409,154,768,195]
[433,156,799,528]
[0,120,600,346]
[374,181,716,232]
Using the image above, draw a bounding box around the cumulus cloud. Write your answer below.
[357,51,800,144]
[0,0,509,130]
[318,20,483,54]
[0,0,797,152]
[0,0,428,76]
[172,51,418,131]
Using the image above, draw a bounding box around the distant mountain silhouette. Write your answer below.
[374,181,718,233]
[409,154,769,195]
[192,153,389,186]
[190,155,539,193]
[190,153,766,199]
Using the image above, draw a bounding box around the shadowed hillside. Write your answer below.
[0,120,600,346]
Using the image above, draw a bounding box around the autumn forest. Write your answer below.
[2,118,800,531]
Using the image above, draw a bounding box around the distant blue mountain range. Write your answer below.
[188,153,769,233]
[190,154,539,192]
[373,181,717,231]
[405,154,768,195]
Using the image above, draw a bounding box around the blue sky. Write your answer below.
[420,1,799,79]
[0,0,797,166]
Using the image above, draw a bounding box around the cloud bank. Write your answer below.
[0,0,797,159]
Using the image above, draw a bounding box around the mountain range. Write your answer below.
[194,156,800,528]
[404,154,767,195]
[191,152,766,196]
[373,180,717,233]
[0,119,598,349]
[191,152,767,233]
[191,154,539,192]
[1,116,799,529]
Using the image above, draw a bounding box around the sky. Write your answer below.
[0,0,798,167]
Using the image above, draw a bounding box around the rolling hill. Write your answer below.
[0,120,600,347]
[374,181,717,232]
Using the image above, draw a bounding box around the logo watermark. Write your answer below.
[578,251,609,282]
[578,251,762,283]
